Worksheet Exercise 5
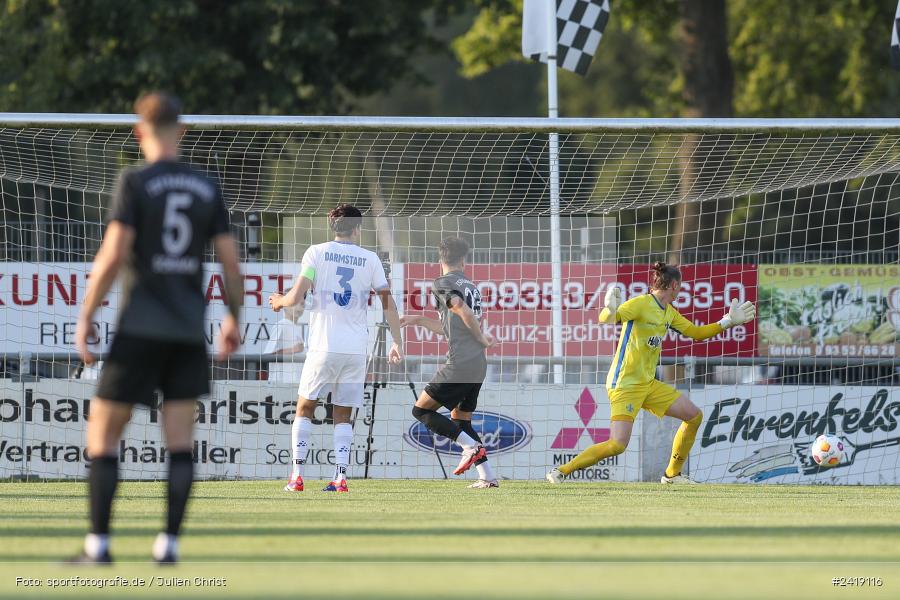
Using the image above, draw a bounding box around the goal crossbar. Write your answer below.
[3,114,900,133]
[4,115,900,215]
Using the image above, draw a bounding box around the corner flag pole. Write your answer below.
[546,0,564,384]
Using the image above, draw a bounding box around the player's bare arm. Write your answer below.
[400,314,444,334]
[448,295,495,347]
[214,232,244,360]
[378,288,404,363]
[75,221,136,365]
[269,273,313,312]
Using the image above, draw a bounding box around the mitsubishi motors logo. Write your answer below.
[550,387,610,449]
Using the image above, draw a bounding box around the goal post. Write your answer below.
[0,114,898,484]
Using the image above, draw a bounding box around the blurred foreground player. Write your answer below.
[71,92,243,564]
[400,237,499,488]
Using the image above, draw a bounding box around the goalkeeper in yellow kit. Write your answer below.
[547,262,756,484]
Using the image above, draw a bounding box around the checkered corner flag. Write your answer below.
[522,0,610,76]
[892,0,900,69]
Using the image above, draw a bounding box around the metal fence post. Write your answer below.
[18,352,32,480]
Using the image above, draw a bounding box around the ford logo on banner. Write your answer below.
[404,411,531,455]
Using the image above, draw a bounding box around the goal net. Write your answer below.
[1,116,898,484]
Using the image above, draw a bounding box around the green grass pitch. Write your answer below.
[1,480,898,599]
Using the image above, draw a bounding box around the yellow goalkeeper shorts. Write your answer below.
[607,379,682,422]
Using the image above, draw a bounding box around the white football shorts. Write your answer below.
[297,350,367,408]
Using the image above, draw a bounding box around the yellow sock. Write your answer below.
[665,412,703,478]
[558,439,626,475]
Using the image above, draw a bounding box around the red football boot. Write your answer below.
[453,445,487,476]
[283,474,304,492]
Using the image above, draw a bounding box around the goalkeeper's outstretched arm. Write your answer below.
[598,286,623,324]
[671,317,723,340]
[672,298,757,340]
[596,283,756,339]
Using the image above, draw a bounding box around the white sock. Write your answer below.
[84,533,108,559]
[456,431,478,450]
[152,532,178,561]
[333,422,353,481]
[292,417,312,478]
[476,460,496,481]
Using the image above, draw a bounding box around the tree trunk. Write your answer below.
[664,0,734,394]
[679,0,734,119]
[668,0,733,266]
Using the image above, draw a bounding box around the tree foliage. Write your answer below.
[452,0,900,118]
[731,0,900,117]
[0,0,462,114]
[451,0,522,78]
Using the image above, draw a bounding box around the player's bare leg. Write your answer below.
[286,397,316,492]
[547,418,632,483]
[412,392,484,475]
[70,398,132,563]
[661,395,702,484]
[324,405,353,492]
[451,408,498,487]
[153,399,196,564]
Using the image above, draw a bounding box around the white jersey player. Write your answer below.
[269,204,403,493]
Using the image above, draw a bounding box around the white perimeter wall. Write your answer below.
[1,381,898,484]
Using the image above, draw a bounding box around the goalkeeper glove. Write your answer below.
[718,298,756,329]
[604,286,623,312]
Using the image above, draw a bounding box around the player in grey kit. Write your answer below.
[400,237,499,488]
[71,92,243,564]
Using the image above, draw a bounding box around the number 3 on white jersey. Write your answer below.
[334,266,354,307]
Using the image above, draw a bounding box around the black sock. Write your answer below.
[454,419,487,464]
[166,451,194,536]
[89,455,119,535]
[412,406,461,441]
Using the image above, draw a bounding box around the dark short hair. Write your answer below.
[134,91,182,128]
[650,261,682,290]
[329,204,363,235]
[439,237,470,266]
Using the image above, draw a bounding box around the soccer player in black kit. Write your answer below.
[401,237,499,488]
[71,92,243,564]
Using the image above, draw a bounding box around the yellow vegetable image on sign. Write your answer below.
[757,265,900,358]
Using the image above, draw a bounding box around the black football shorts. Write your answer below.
[423,355,487,412]
[96,333,210,406]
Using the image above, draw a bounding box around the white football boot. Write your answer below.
[660,473,698,484]
[468,479,499,489]
[546,467,564,484]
